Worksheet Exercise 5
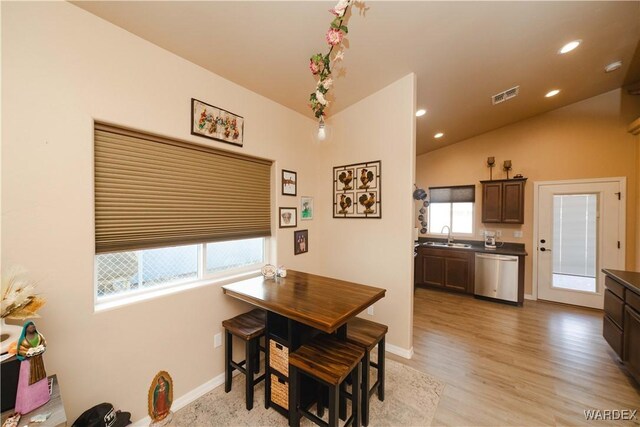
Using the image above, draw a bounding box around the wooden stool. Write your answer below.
[222,308,266,410]
[346,318,388,427]
[289,334,364,427]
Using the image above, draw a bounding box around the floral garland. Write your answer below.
[309,0,361,119]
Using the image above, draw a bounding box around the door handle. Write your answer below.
[539,247,552,252]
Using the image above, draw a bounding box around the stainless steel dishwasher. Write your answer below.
[474,253,519,304]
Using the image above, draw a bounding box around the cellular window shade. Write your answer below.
[94,123,272,253]
[429,185,475,203]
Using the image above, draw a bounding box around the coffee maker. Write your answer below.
[484,230,497,249]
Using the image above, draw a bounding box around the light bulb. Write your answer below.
[318,126,326,141]
[315,117,330,142]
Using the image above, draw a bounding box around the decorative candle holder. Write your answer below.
[487,157,495,180]
[503,160,512,179]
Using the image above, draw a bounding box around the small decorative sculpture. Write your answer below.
[15,321,50,414]
[487,157,495,180]
[277,266,287,278]
[148,371,173,426]
[503,160,512,179]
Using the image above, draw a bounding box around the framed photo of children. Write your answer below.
[191,98,244,147]
[333,160,381,218]
[301,196,313,220]
[282,170,297,196]
[279,207,297,228]
[294,230,308,255]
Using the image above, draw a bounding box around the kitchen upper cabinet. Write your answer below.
[415,247,474,294]
[480,178,526,224]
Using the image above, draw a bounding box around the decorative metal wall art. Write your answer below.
[333,160,381,218]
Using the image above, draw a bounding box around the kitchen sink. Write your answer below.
[422,242,472,248]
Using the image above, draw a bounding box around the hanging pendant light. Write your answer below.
[316,116,331,142]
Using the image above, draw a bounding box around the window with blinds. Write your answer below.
[94,123,272,306]
[428,185,475,234]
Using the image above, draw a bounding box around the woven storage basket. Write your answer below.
[269,339,289,376]
[270,374,288,410]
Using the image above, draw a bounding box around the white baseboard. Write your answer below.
[524,293,536,301]
[132,369,237,426]
[385,342,413,359]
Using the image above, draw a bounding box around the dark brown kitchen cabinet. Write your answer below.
[624,305,640,379]
[480,178,526,224]
[415,247,474,294]
[602,269,640,385]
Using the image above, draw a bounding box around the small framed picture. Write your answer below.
[279,207,297,228]
[282,170,297,196]
[294,230,308,255]
[190,98,244,147]
[301,196,313,220]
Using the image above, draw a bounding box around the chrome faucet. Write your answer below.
[441,225,453,244]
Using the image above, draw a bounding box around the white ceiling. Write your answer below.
[72,1,640,154]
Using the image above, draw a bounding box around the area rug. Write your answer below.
[173,357,445,426]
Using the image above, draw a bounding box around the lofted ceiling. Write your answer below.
[71,1,640,155]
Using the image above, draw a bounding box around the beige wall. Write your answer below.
[417,88,640,295]
[2,1,320,421]
[315,74,417,352]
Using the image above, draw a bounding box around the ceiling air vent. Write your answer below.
[491,86,520,105]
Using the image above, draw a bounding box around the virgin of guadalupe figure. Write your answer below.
[15,321,50,414]
[153,377,171,420]
[148,371,173,424]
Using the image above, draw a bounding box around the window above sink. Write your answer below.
[426,185,475,238]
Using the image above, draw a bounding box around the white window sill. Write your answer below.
[94,269,262,314]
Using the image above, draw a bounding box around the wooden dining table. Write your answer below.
[222,270,386,418]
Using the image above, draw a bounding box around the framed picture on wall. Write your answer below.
[294,229,308,255]
[190,98,244,147]
[282,170,297,196]
[301,196,313,220]
[279,207,297,228]
[333,160,381,218]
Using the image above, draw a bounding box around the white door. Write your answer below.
[535,179,625,309]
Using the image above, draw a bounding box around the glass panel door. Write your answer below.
[551,194,597,293]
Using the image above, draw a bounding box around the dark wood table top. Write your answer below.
[222,270,386,333]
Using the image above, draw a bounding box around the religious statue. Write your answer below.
[15,321,50,414]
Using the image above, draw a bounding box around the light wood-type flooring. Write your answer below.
[387,287,640,426]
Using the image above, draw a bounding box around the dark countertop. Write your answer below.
[603,269,640,296]
[417,238,527,256]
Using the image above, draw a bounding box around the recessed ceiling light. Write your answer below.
[545,89,560,98]
[605,61,622,73]
[434,132,444,139]
[558,40,581,54]
[416,109,427,117]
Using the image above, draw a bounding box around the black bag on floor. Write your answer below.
[72,402,131,427]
